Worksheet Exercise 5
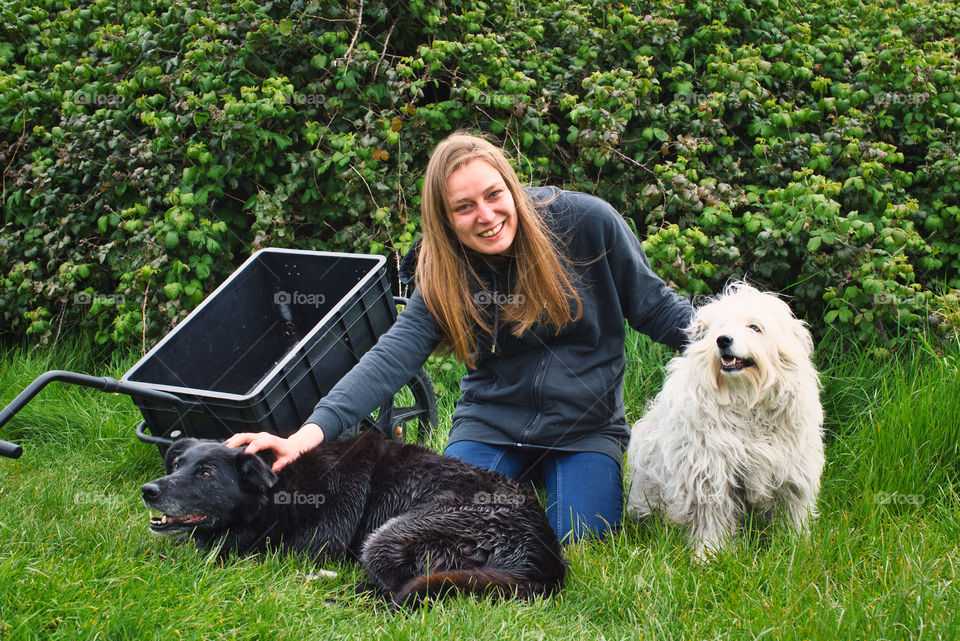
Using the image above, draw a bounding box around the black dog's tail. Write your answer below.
[394,568,561,606]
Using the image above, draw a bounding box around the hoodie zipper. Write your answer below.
[490,273,500,355]
[476,257,546,446]
[518,350,550,446]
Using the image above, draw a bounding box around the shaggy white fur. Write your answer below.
[626,282,824,559]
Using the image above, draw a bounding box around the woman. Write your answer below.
[227,133,694,543]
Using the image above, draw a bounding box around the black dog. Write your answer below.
[141,430,566,605]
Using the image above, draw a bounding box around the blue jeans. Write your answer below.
[444,440,623,544]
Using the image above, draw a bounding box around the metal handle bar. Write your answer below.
[0,369,193,439]
[0,440,21,458]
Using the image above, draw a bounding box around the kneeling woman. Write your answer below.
[228,133,693,543]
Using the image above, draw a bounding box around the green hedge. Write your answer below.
[1,0,958,350]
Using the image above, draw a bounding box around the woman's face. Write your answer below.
[445,158,518,255]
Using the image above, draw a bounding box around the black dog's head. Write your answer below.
[141,438,278,535]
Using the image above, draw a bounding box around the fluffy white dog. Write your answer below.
[626,282,824,559]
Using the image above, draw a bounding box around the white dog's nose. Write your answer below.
[716,335,733,350]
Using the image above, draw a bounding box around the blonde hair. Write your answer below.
[416,133,582,367]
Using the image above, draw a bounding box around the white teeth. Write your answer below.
[479,222,503,238]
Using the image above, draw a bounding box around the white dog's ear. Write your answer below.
[794,319,815,358]
[778,316,815,366]
[685,316,707,342]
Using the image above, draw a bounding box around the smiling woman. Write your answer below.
[445,158,519,255]
[228,132,695,544]
[416,134,583,367]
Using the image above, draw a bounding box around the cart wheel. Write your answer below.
[366,367,438,444]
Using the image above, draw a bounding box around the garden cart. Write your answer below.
[0,248,438,456]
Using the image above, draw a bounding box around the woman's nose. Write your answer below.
[475,201,496,222]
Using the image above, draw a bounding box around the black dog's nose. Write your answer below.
[142,482,161,501]
[716,335,733,350]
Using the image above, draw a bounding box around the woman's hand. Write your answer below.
[224,423,325,473]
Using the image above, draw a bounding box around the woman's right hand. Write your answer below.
[224,423,325,473]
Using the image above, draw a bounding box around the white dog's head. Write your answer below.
[684,282,815,404]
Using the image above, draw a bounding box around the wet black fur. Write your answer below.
[141,430,566,605]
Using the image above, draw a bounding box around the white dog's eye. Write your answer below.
[748,324,763,333]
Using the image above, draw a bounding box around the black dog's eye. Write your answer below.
[748,324,763,333]
[199,467,215,480]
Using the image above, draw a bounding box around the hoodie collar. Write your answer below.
[398,237,422,286]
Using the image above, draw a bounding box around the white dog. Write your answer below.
[626,282,824,559]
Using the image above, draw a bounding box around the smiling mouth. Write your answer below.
[478,221,504,238]
[720,355,756,372]
[149,512,210,532]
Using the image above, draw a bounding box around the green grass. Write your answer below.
[1,332,959,640]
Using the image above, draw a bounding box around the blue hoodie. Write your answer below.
[305,188,694,463]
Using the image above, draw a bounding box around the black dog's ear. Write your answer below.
[164,438,199,473]
[237,452,278,493]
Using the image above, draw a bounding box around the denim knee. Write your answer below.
[544,451,622,544]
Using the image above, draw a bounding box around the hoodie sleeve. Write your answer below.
[560,191,694,350]
[604,206,694,349]
[303,289,443,441]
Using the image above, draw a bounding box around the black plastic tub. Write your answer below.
[122,248,395,442]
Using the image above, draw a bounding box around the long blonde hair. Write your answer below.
[416,133,582,367]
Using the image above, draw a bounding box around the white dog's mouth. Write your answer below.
[720,354,756,373]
